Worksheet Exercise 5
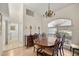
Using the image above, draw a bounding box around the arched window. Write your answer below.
[48,19,72,40]
[48,19,72,27]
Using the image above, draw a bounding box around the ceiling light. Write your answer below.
[43,3,55,17]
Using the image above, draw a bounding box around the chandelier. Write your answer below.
[44,3,55,17]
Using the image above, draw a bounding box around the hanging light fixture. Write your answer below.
[44,3,55,17]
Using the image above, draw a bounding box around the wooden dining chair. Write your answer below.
[33,33,40,52]
[58,34,65,56]
[52,38,61,56]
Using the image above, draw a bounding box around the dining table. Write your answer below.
[34,37,57,55]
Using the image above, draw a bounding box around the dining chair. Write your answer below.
[58,34,65,56]
[53,38,61,56]
[33,33,40,52]
[41,33,46,37]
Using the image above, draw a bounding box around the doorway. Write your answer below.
[4,21,19,50]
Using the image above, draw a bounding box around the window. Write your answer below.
[48,19,72,38]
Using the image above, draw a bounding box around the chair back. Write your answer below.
[56,32,61,38]
[34,33,39,39]
[54,38,60,49]
[41,33,47,40]
[41,33,46,37]
[61,34,65,46]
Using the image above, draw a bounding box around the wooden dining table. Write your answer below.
[34,37,56,48]
[34,37,57,55]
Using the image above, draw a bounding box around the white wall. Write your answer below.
[0,3,24,52]
[0,14,8,55]
[0,10,8,55]
[8,3,23,47]
[0,3,9,54]
[0,34,2,55]
[41,17,48,35]
[42,4,79,45]
[23,4,42,35]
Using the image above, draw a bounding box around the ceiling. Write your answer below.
[0,3,73,16]
[24,3,73,15]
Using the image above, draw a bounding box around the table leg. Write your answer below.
[72,48,74,56]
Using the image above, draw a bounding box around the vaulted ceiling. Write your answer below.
[0,3,73,16]
[24,3,73,15]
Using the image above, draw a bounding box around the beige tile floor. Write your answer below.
[2,47,78,56]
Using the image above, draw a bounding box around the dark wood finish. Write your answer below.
[34,38,56,48]
[33,33,39,52]
[24,35,35,48]
[27,35,34,47]
[58,35,65,56]
[72,48,74,56]
[34,37,60,56]
[24,33,39,48]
